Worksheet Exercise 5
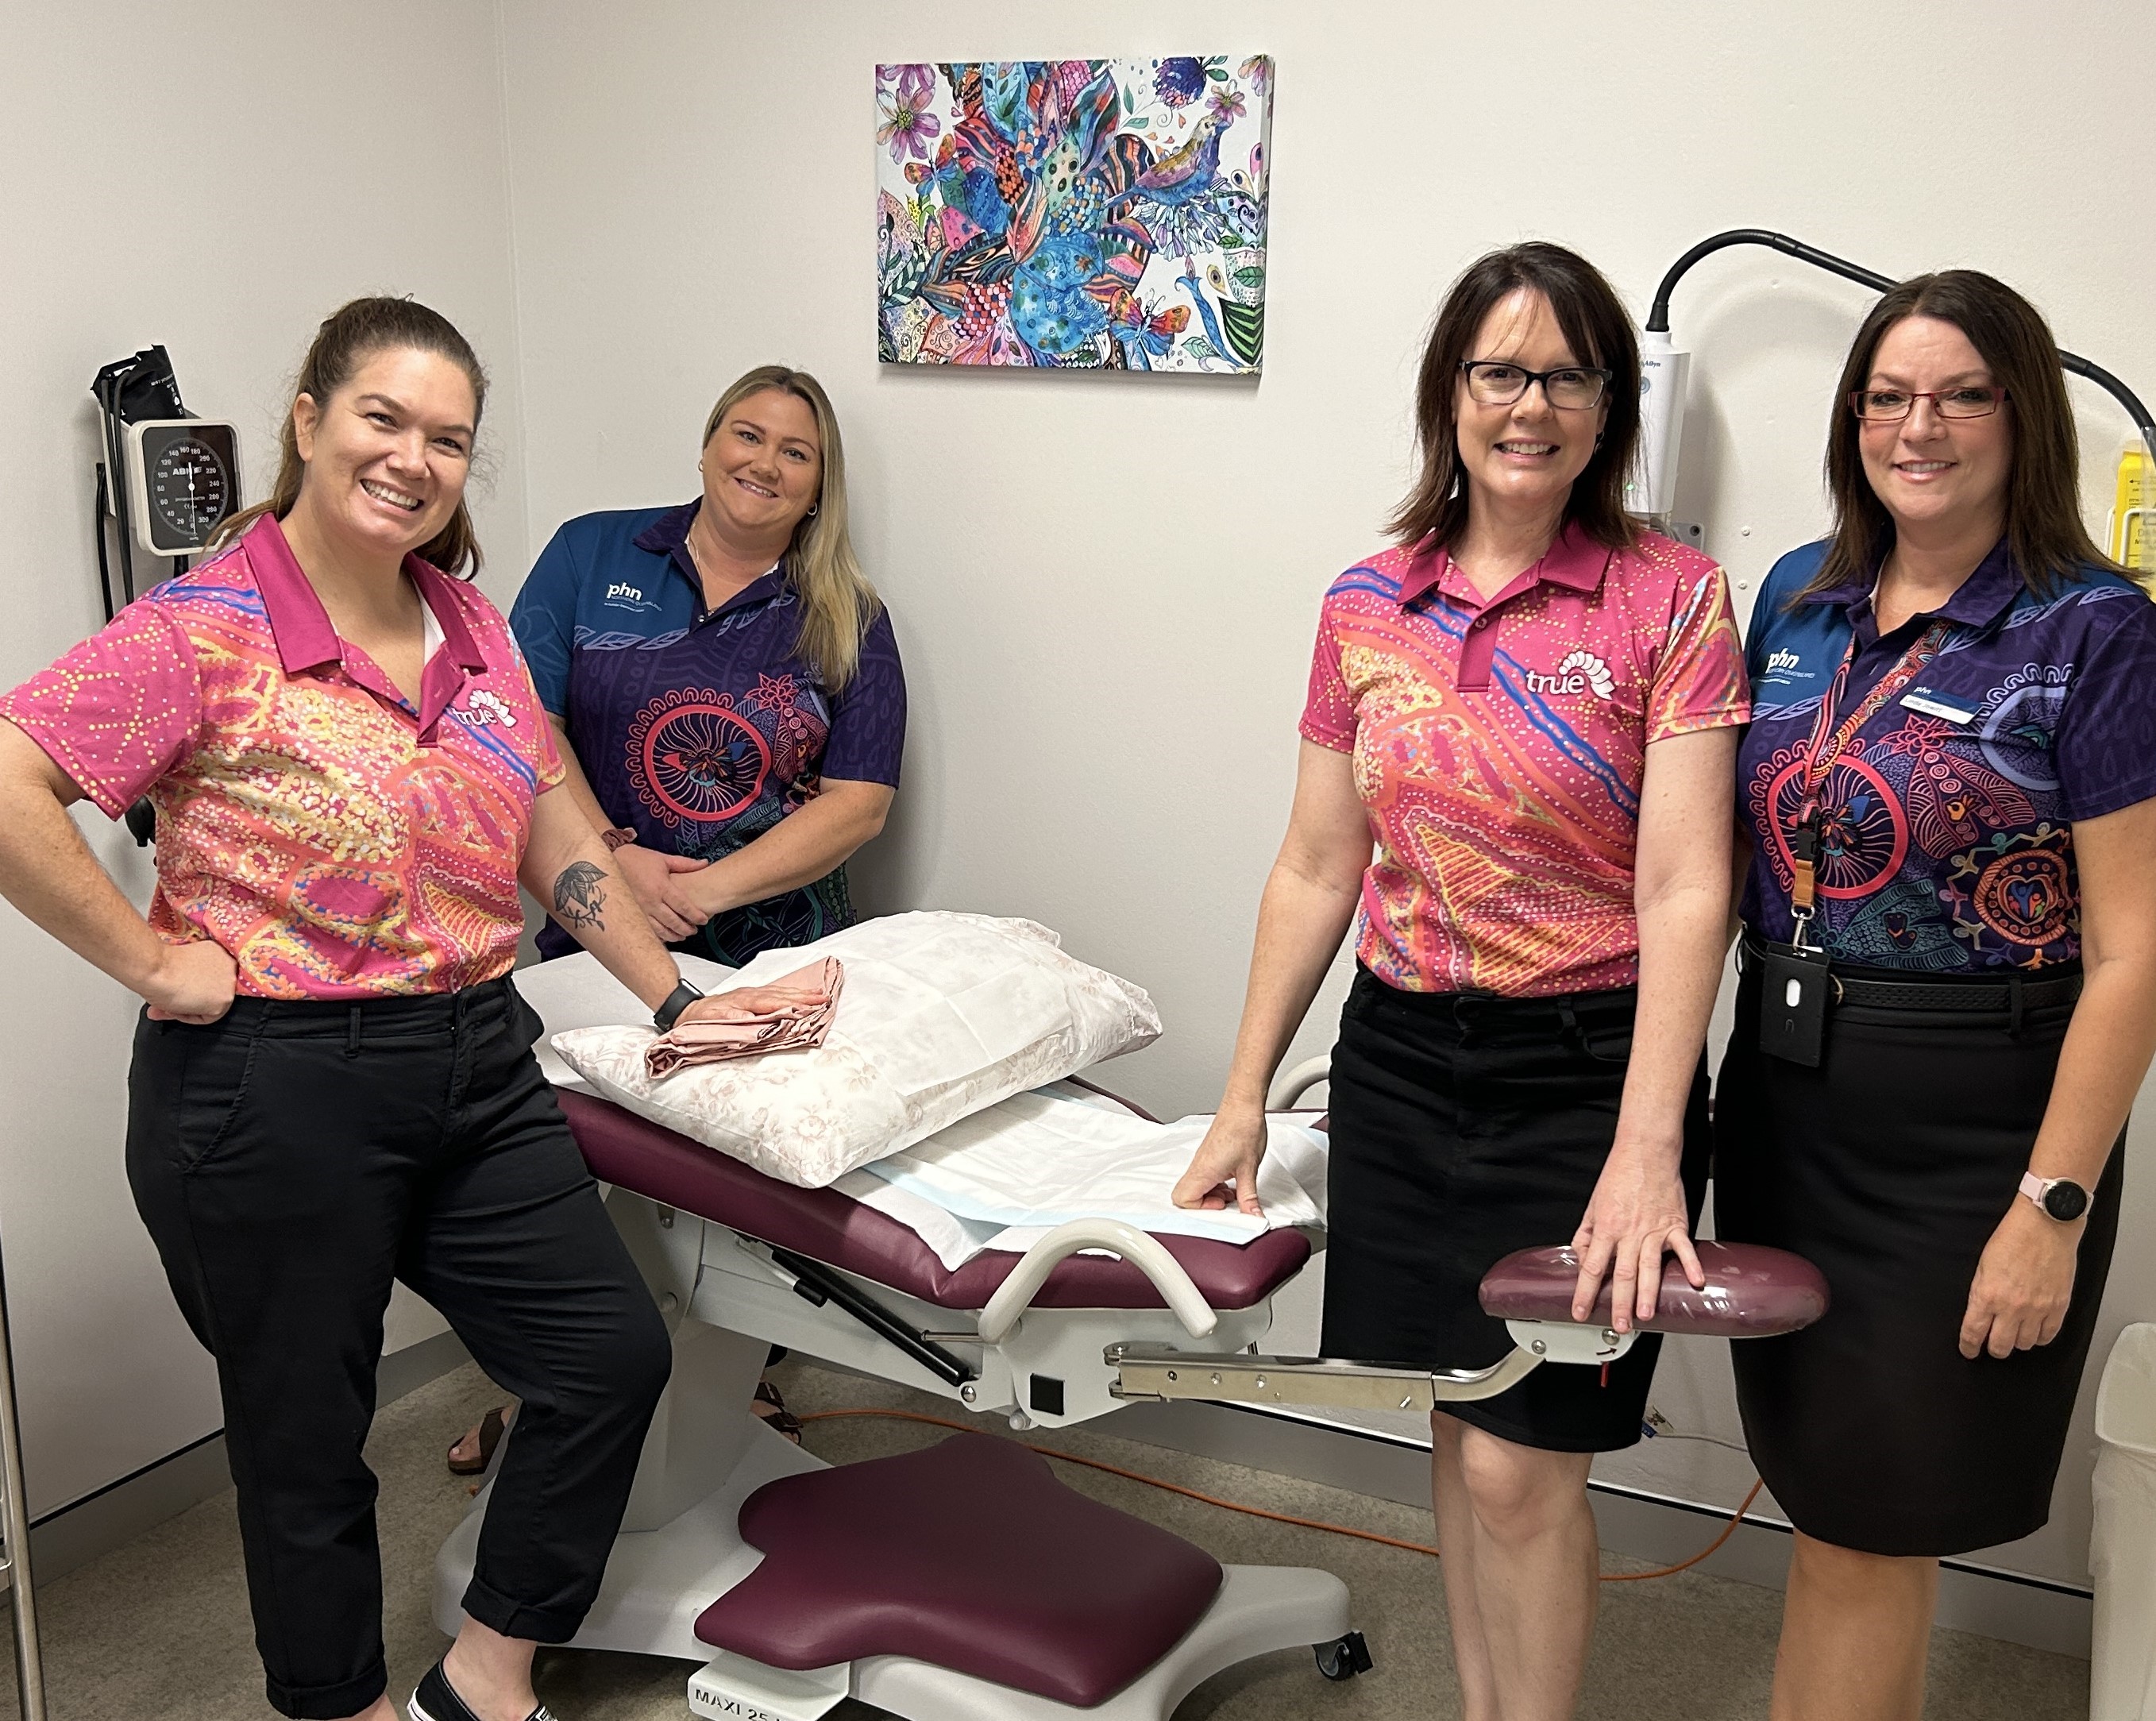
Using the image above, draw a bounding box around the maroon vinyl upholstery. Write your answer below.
[1477,1241,1829,1337]
[558,1089,1310,1312]
[695,1434,1222,1706]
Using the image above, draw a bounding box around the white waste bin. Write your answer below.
[2093,1322,2156,1721]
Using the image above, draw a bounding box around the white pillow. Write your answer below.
[547,912,1162,1187]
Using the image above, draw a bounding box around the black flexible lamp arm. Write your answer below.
[1646,228,2156,453]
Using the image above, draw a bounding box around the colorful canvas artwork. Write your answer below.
[874,57,1273,373]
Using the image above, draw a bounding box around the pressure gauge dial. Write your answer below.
[124,419,241,555]
[150,436,229,540]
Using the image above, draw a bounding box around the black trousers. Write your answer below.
[125,978,672,1719]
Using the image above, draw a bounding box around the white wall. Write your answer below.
[496,0,2156,1590]
[0,0,524,1515]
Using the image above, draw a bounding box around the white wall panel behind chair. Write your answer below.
[496,0,2154,1594]
[0,0,524,1515]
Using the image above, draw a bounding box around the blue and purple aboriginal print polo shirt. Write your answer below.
[511,500,905,966]
[1740,538,2156,972]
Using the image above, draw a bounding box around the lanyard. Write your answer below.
[1787,619,1951,927]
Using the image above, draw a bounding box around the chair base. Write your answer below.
[686,1565,1352,1721]
[434,1322,1354,1719]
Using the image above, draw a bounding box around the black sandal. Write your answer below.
[446,1405,507,1476]
[751,1380,802,1444]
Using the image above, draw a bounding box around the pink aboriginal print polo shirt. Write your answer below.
[0,516,563,998]
[1302,523,1750,997]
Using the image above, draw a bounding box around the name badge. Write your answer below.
[1900,686,1978,725]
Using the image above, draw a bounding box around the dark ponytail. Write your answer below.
[210,295,489,576]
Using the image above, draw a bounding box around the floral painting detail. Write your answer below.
[874,56,1274,373]
[877,63,942,164]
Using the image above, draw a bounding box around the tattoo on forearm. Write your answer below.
[553,860,608,932]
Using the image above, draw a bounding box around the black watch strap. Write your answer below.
[653,978,704,1034]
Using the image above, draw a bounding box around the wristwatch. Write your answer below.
[653,978,705,1034]
[2019,1171,2090,1222]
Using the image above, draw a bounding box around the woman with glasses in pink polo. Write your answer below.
[1175,242,1749,1721]
[1719,272,2156,1719]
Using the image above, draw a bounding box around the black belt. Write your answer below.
[1741,934,2081,1014]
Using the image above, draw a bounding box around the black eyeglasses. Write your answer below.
[1850,386,2008,422]
[1459,361,1613,411]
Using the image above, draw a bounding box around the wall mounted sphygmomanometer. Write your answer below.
[89,345,241,620]
[88,346,241,847]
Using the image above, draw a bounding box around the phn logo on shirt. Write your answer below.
[1524,649,1615,700]
[1763,648,1804,679]
[604,581,661,613]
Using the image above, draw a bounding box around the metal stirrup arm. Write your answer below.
[1107,1344,1544,1411]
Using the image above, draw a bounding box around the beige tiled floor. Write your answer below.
[0,1358,2089,1719]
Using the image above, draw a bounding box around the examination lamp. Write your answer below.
[1629,228,2156,519]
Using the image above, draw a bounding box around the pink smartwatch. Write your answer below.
[2019,1171,2090,1222]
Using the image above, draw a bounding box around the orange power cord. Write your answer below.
[800,1407,1767,1583]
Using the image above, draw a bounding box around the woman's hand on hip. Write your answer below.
[1960,1201,2081,1360]
[1172,1104,1268,1216]
[142,940,237,1024]
[1570,1140,1702,1330]
[611,843,710,942]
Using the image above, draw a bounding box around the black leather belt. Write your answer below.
[1741,935,2081,1014]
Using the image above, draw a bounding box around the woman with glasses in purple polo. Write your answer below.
[1719,271,2156,1719]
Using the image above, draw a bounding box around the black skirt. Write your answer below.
[1714,957,2123,1557]
[1320,968,1711,1453]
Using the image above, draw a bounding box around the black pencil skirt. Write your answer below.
[1714,959,2123,1557]
[1320,967,1711,1453]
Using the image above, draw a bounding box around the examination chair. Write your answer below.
[435,1083,1826,1721]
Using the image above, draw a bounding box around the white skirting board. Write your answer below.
[1106,1397,2095,1661]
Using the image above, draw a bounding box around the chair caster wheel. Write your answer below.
[1313,1630,1372,1681]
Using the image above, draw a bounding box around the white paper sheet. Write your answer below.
[859,1090,1328,1264]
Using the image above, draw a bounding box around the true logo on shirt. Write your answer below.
[1523,650,1615,700]
[461,689,519,727]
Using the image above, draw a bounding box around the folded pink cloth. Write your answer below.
[643,958,844,1079]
